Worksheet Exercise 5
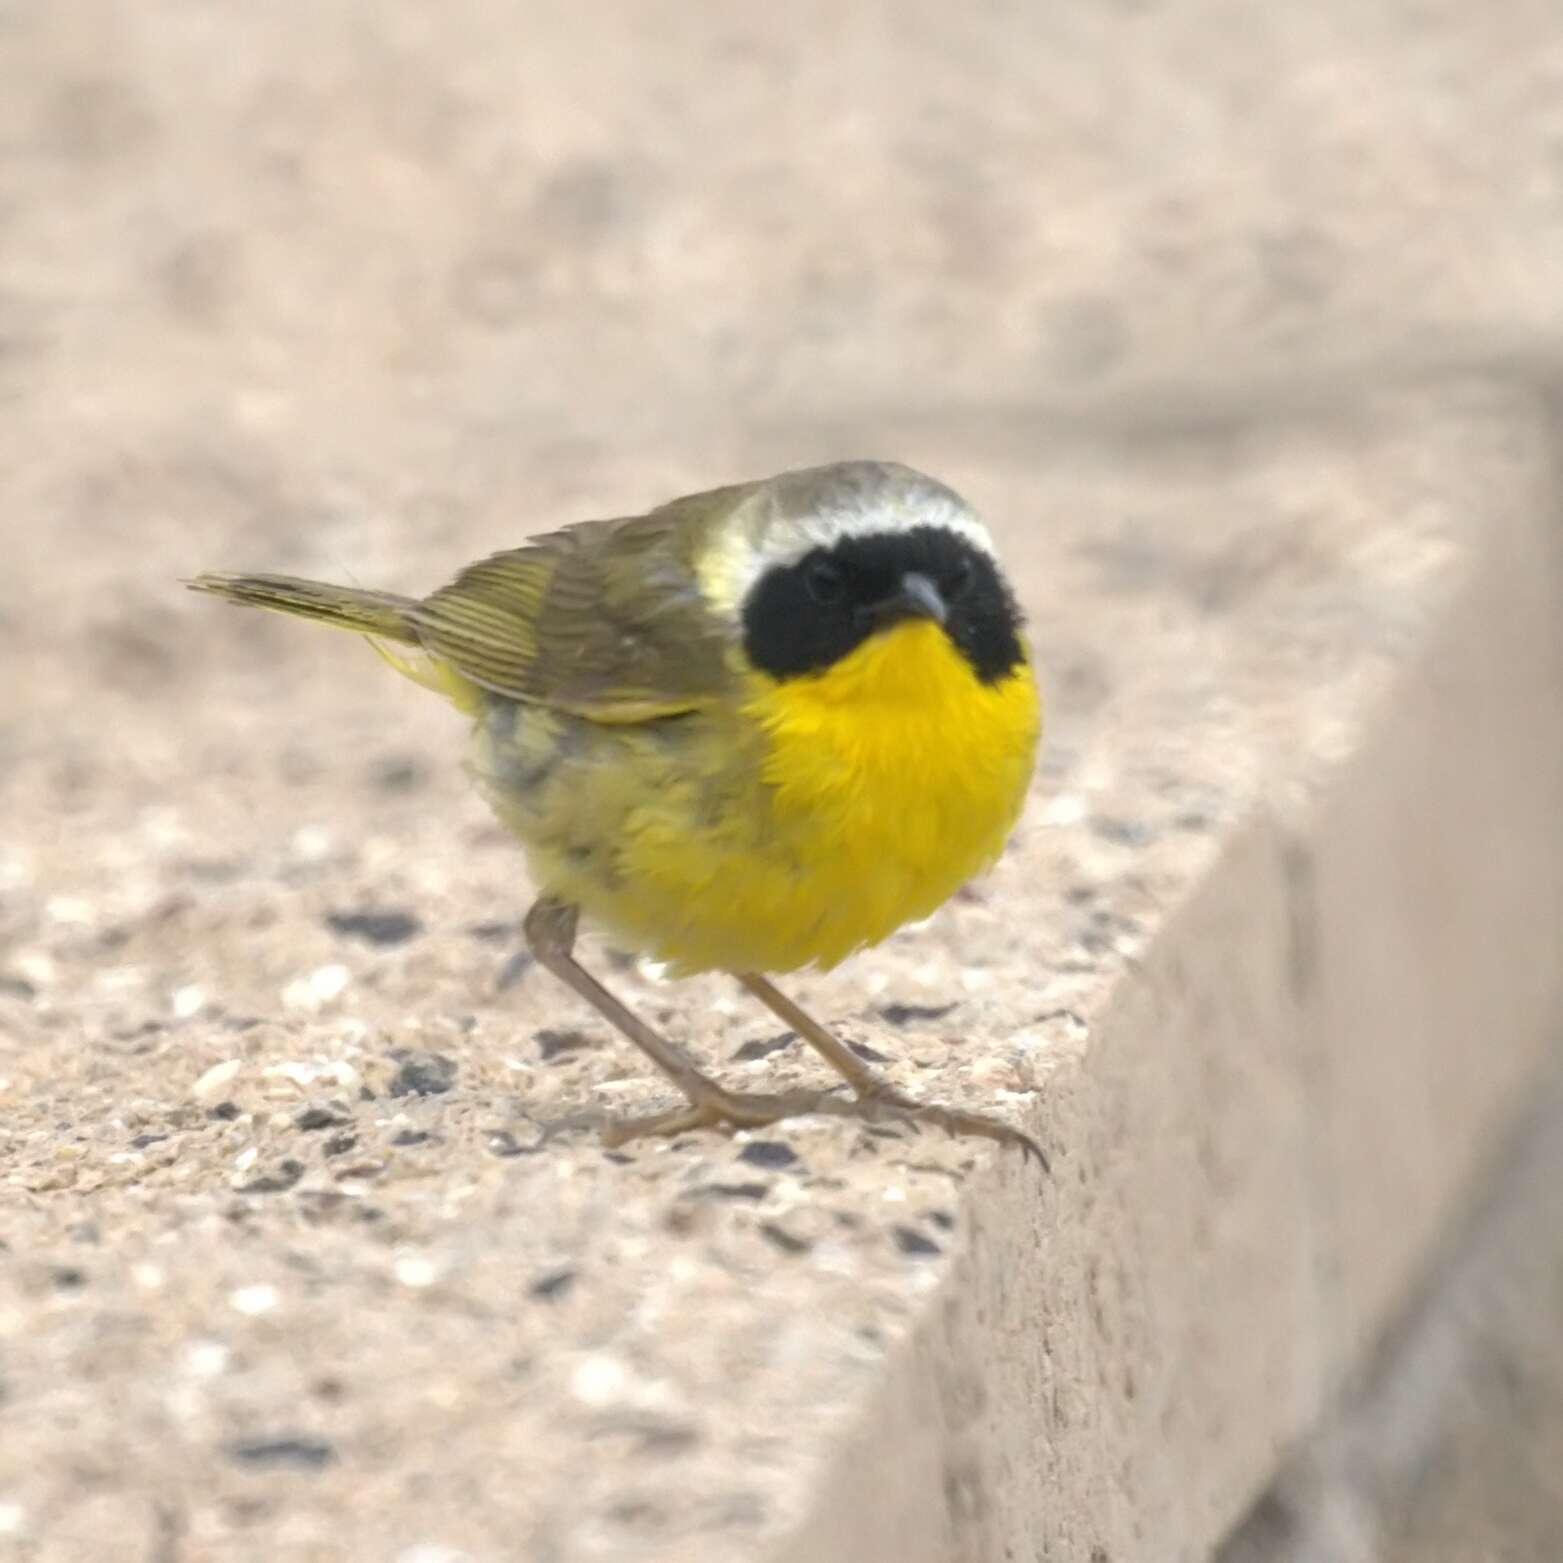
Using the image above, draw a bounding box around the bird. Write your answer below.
[190,459,1046,1163]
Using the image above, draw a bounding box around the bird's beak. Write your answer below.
[865,571,947,629]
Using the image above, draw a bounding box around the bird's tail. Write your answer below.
[187,570,485,712]
[187,572,420,644]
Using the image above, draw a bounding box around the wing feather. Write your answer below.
[408,503,738,722]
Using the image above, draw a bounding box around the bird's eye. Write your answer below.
[945,554,976,600]
[805,557,845,604]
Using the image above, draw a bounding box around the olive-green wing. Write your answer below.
[408,502,739,723]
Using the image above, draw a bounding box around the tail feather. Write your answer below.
[188,570,484,713]
[187,572,420,644]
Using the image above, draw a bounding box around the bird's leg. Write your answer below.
[522,899,1046,1163]
[523,897,883,1148]
[736,972,1048,1167]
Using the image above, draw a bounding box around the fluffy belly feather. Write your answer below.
[471,622,1041,975]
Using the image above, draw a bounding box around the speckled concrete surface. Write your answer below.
[4,5,1563,1559]
[4,384,1560,1561]
[1219,1046,1563,1563]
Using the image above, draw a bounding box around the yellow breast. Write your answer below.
[603,620,1041,974]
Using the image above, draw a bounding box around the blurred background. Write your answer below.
[2,4,1562,1561]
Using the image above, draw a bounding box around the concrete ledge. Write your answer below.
[2,385,1561,1561]
[1219,1042,1563,1563]
[781,387,1563,1563]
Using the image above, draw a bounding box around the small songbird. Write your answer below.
[190,460,1045,1161]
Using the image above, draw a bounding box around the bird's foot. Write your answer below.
[599,1078,1047,1168]
[848,1083,1049,1170]
[598,1083,851,1148]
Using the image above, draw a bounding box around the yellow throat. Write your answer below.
[668,618,1041,973]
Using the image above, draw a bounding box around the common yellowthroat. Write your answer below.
[191,461,1045,1162]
